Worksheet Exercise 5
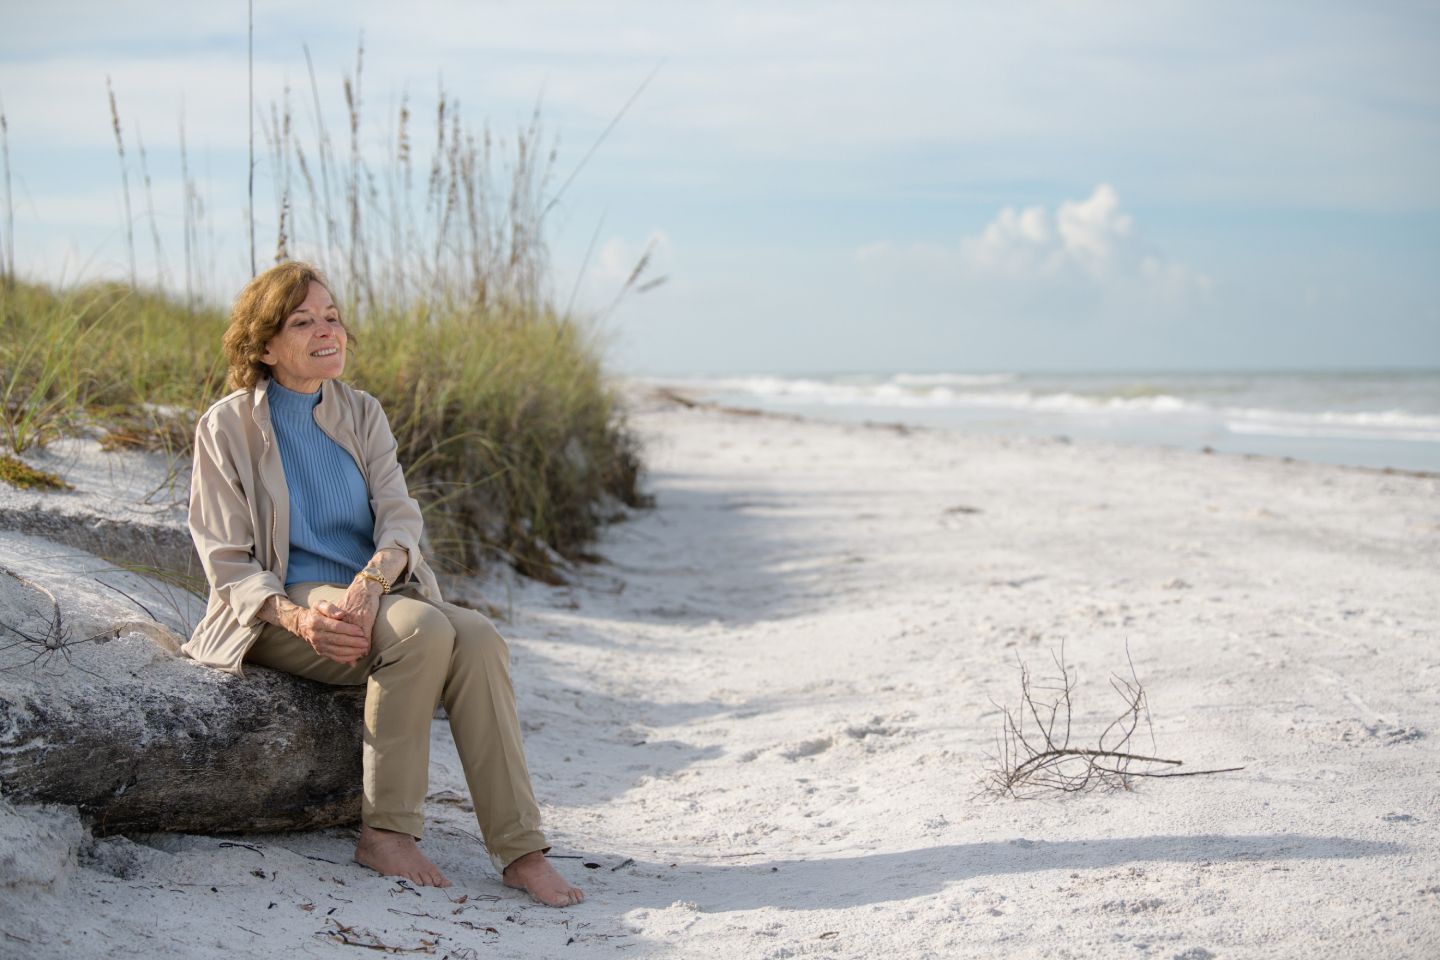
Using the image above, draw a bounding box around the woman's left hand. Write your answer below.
[338,577,383,644]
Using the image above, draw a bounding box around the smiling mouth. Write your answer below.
[310,347,339,357]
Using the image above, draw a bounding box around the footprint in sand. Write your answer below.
[778,715,917,761]
[781,737,833,760]
[1335,720,1425,745]
[844,717,906,741]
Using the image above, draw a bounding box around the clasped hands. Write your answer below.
[295,577,382,666]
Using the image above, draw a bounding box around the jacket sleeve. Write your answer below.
[362,395,426,583]
[189,413,287,627]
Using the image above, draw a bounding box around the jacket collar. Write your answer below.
[250,376,344,434]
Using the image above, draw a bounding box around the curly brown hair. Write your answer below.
[222,260,352,390]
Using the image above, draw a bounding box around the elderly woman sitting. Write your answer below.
[183,260,582,906]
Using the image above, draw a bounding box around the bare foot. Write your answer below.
[502,850,585,907]
[354,825,451,888]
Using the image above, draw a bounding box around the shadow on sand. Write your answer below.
[585,832,1403,913]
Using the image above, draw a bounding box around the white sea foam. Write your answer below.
[891,372,1020,387]
[1224,406,1440,430]
[1224,408,1440,443]
[675,376,1203,414]
[659,372,1440,450]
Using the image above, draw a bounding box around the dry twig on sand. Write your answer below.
[0,567,116,675]
[320,917,439,953]
[982,641,1243,799]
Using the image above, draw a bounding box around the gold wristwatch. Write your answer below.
[357,565,392,594]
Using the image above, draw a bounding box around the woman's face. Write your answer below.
[261,281,347,393]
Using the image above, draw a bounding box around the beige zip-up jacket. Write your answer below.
[185,377,441,675]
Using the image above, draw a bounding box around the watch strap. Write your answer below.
[358,567,392,594]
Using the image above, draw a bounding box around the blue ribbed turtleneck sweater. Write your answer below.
[266,379,376,586]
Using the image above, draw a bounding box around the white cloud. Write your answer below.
[964,184,1135,281]
[1054,184,1132,278]
[858,183,1211,308]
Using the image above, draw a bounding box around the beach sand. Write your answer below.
[3,390,1438,958]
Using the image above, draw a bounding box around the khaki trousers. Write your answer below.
[245,581,548,874]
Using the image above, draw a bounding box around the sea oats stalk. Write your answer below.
[0,96,14,286]
[136,128,166,287]
[106,78,136,288]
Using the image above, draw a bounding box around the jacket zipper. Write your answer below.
[261,428,282,571]
[314,406,414,590]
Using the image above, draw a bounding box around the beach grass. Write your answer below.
[0,49,649,580]
[0,275,642,579]
[352,300,644,579]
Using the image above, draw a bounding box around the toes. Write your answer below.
[548,886,583,907]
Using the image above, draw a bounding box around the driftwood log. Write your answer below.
[0,551,365,836]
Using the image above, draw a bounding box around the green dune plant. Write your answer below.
[0,43,653,580]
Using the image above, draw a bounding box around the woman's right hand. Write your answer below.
[290,601,371,666]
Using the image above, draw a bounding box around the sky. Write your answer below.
[0,0,1437,375]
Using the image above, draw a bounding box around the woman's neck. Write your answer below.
[269,372,324,395]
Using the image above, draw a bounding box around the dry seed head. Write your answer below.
[397,95,411,168]
[274,191,290,263]
[624,252,652,291]
[106,78,125,157]
[295,143,315,193]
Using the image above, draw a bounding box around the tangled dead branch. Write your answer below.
[320,917,439,953]
[982,641,1243,798]
[0,566,117,675]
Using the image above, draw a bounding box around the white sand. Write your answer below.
[3,393,1438,958]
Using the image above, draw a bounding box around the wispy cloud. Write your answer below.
[857,184,1212,312]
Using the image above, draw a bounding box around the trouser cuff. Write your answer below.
[489,831,550,875]
[364,811,425,840]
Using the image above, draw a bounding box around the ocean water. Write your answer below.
[652,370,1440,473]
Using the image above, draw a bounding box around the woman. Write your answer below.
[184,260,582,906]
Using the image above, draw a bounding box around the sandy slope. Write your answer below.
[3,394,1438,959]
